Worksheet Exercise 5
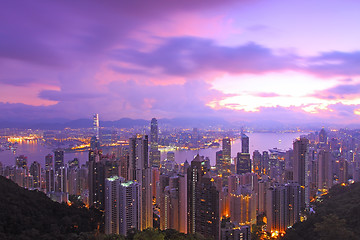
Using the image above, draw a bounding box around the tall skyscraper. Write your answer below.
[236,152,251,175]
[30,161,41,189]
[105,176,141,236]
[266,182,300,234]
[229,186,256,226]
[54,149,64,172]
[221,137,231,175]
[241,133,249,154]
[253,150,262,175]
[128,135,152,230]
[89,150,106,209]
[293,137,309,210]
[317,149,332,190]
[187,155,219,240]
[93,113,100,140]
[319,128,327,145]
[45,154,53,170]
[150,118,160,168]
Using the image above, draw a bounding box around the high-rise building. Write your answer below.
[29,161,41,189]
[241,133,249,154]
[15,155,28,170]
[319,128,327,145]
[93,113,100,140]
[187,155,219,240]
[54,149,64,172]
[266,182,300,234]
[89,150,106,209]
[128,135,152,230]
[45,154,53,170]
[317,149,332,190]
[229,185,256,226]
[105,176,141,236]
[293,137,309,210]
[253,150,262,175]
[149,118,160,168]
[222,138,231,173]
[236,153,251,175]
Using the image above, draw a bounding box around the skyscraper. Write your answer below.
[187,155,219,240]
[293,137,309,210]
[222,137,231,175]
[241,133,249,154]
[105,176,141,236]
[319,128,327,145]
[150,118,160,168]
[236,152,251,175]
[128,135,152,230]
[93,113,100,140]
[30,161,41,189]
[317,149,332,190]
[89,150,106,209]
[54,149,64,172]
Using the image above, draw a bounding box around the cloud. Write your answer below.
[306,51,360,77]
[38,90,105,102]
[313,83,360,99]
[253,92,281,98]
[112,37,295,76]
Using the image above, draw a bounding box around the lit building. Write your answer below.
[241,133,249,154]
[187,155,219,240]
[317,149,332,190]
[293,137,309,210]
[54,149,64,172]
[150,118,160,168]
[266,182,300,233]
[253,150,262,175]
[128,135,152,230]
[229,186,256,226]
[236,153,251,175]
[93,113,100,140]
[105,176,142,236]
[29,161,41,189]
[89,150,106,209]
[222,137,231,175]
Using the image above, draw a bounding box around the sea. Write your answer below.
[0,132,308,167]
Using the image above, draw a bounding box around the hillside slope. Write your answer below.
[0,176,102,240]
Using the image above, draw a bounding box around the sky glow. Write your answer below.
[1,0,360,124]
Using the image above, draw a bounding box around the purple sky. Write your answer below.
[1,0,360,124]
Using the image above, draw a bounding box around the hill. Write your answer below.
[281,183,360,240]
[0,176,102,240]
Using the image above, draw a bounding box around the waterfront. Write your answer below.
[0,132,308,167]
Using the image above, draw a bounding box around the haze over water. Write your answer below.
[0,132,307,167]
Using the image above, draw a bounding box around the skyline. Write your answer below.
[2,1,360,124]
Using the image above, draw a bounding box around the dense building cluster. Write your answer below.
[1,116,360,240]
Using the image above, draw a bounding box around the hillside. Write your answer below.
[0,176,102,240]
[282,182,360,240]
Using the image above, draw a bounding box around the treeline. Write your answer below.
[282,182,360,240]
[0,176,102,240]
[0,176,205,240]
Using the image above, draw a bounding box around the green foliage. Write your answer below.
[282,182,360,240]
[0,176,102,239]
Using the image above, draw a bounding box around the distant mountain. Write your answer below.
[0,176,102,240]
[0,117,231,130]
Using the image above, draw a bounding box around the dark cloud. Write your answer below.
[112,37,295,76]
[38,90,105,101]
[306,51,360,77]
[0,78,36,87]
[313,83,360,99]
